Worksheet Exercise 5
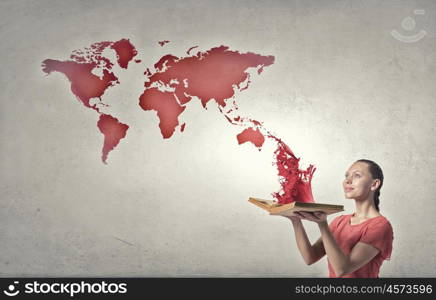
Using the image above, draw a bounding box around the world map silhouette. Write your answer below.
[41,38,315,205]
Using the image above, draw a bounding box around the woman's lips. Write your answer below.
[345,187,354,192]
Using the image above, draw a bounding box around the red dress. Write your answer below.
[327,213,394,278]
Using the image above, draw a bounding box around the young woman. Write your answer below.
[286,159,394,278]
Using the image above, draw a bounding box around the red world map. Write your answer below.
[41,38,316,204]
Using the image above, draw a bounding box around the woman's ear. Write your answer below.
[371,179,381,191]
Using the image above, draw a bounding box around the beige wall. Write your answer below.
[1,0,435,276]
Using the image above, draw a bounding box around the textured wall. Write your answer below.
[1,0,435,277]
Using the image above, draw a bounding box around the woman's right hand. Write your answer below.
[286,211,305,222]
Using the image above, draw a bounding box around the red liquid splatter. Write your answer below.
[110,38,138,69]
[139,88,186,138]
[180,123,186,132]
[97,114,129,164]
[267,134,316,204]
[237,127,265,148]
[158,40,170,46]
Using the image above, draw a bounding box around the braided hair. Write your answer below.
[355,159,384,212]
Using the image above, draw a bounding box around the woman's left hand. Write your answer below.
[295,211,327,224]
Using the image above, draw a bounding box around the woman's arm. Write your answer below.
[318,221,380,276]
[298,212,380,277]
[289,218,326,265]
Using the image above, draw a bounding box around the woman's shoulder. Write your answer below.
[369,213,391,224]
[330,213,392,228]
[333,213,353,221]
[329,213,351,228]
[371,214,393,228]
[364,214,394,235]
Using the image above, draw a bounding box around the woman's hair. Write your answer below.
[355,159,384,211]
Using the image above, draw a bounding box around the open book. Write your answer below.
[248,197,344,217]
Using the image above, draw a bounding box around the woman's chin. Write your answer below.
[344,193,354,199]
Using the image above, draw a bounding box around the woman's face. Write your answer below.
[343,162,379,200]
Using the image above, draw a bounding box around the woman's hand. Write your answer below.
[286,212,304,222]
[294,211,327,224]
[275,211,305,221]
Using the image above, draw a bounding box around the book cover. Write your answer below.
[248,197,344,217]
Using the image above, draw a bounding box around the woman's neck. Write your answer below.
[353,196,380,219]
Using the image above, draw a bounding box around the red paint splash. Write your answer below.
[139,88,186,138]
[180,123,186,132]
[110,39,138,69]
[237,127,265,149]
[268,134,316,204]
[223,106,316,203]
[213,83,316,204]
[97,114,129,163]
[158,40,170,46]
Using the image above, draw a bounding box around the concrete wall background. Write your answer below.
[1,0,435,277]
